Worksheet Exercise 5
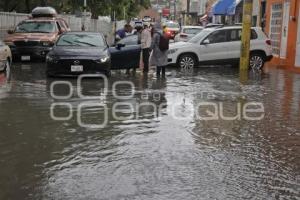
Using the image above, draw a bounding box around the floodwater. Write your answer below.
[0,63,299,200]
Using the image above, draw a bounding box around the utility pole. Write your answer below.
[186,0,190,25]
[240,0,253,70]
[169,0,171,20]
[82,0,87,31]
[124,7,126,20]
[174,0,176,21]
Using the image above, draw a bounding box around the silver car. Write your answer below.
[174,26,204,42]
[0,40,12,72]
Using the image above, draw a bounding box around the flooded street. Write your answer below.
[0,63,299,199]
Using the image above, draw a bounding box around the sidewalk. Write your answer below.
[265,62,300,74]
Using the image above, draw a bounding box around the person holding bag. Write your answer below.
[150,22,169,78]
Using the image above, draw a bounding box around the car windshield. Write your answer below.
[15,21,56,33]
[188,29,212,43]
[183,28,203,35]
[165,22,180,28]
[56,34,105,47]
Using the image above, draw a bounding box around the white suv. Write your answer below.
[168,26,273,70]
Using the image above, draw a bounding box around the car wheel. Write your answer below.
[249,53,265,70]
[178,54,196,69]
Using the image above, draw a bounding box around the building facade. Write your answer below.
[264,0,300,72]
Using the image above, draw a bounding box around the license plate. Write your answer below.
[71,65,83,72]
[21,56,30,61]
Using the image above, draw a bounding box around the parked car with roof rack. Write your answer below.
[168,26,273,70]
[4,7,70,61]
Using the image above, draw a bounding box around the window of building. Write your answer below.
[269,3,283,56]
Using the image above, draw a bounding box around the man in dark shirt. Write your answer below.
[115,24,131,42]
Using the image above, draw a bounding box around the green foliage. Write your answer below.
[0,0,151,19]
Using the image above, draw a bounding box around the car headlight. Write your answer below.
[46,54,58,63]
[101,56,110,63]
[42,41,53,47]
[168,49,178,54]
[96,56,110,63]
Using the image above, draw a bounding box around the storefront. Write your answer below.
[264,0,300,72]
[211,0,260,26]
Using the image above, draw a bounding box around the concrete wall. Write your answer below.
[0,12,126,44]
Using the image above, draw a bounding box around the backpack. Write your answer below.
[158,33,169,51]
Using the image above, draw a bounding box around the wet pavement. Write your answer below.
[0,63,299,200]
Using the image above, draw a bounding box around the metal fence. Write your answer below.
[0,12,126,44]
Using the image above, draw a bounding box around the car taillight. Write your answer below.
[180,34,188,38]
[266,39,271,45]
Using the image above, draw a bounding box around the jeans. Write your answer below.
[142,48,150,73]
[156,66,165,77]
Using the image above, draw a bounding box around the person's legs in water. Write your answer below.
[161,66,166,77]
[156,66,162,77]
[142,48,150,73]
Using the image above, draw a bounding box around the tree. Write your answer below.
[0,0,150,19]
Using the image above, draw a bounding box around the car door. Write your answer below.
[109,35,141,70]
[226,29,242,62]
[225,29,259,62]
[198,29,230,64]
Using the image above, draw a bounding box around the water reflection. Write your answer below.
[0,71,11,99]
[0,63,299,199]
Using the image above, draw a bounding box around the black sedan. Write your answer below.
[46,32,111,77]
[109,34,141,70]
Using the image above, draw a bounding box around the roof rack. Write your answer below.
[31,7,57,18]
[204,23,224,28]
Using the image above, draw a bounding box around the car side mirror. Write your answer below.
[202,39,210,45]
[7,29,14,34]
[116,43,125,50]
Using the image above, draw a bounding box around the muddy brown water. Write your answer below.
[0,63,299,199]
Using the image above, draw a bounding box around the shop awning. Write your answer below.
[212,0,242,15]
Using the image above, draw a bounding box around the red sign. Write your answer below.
[162,8,170,17]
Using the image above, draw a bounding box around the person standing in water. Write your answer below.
[150,22,169,78]
[141,22,152,74]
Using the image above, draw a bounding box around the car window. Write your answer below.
[251,30,258,39]
[227,29,258,42]
[56,22,62,32]
[189,29,211,43]
[206,30,227,44]
[15,21,56,33]
[57,34,106,47]
[183,28,203,35]
[60,19,69,28]
[58,21,66,30]
[227,29,241,41]
[118,35,138,45]
[165,23,180,29]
